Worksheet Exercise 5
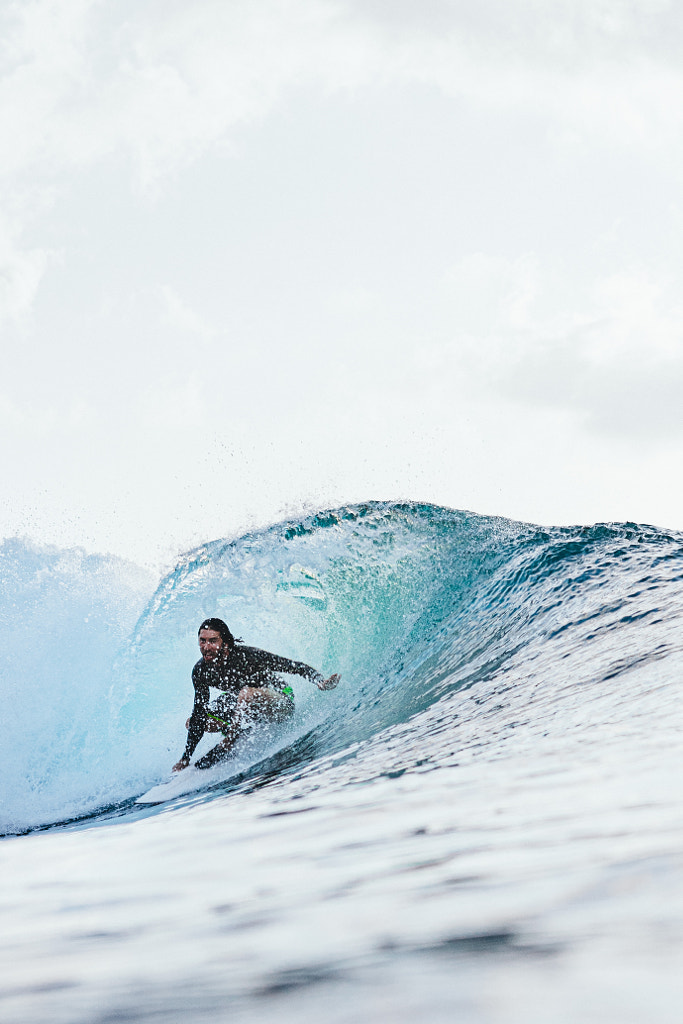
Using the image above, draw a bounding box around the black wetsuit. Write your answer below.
[181,644,322,763]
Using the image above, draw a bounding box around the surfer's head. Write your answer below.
[198,618,236,661]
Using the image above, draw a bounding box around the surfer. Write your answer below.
[172,618,340,771]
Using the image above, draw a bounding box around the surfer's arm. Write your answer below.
[251,648,341,691]
[182,701,207,759]
[174,672,210,767]
[315,673,341,690]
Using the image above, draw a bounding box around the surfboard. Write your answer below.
[136,722,293,804]
[135,765,226,804]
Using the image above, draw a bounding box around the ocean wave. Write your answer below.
[2,502,682,834]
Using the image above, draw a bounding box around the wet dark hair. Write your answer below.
[198,618,240,647]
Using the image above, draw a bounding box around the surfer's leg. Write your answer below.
[194,719,242,769]
[235,685,295,725]
[185,716,223,733]
[194,687,294,769]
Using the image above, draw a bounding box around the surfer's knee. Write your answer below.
[235,685,270,724]
[236,685,261,706]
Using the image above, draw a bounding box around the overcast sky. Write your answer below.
[2,0,683,567]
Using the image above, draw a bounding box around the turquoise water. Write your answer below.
[2,502,683,1022]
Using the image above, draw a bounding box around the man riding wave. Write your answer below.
[172,618,340,771]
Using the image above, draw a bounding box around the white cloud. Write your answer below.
[3,0,683,554]
[0,229,48,324]
[158,285,217,343]
[0,0,374,188]
[0,0,94,177]
[434,256,683,439]
[0,391,94,435]
[3,0,683,193]
[440,253,542,333]
[136,371,207,432]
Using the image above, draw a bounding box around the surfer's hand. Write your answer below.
[172,758,190,772]
[316,673,341,690]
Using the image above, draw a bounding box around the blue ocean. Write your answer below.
[2,501,683,1023]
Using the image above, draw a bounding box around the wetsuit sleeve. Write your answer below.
[181,664,210,761]
[249,647,324,685]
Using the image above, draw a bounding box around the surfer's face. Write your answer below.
[198,628,224,662]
